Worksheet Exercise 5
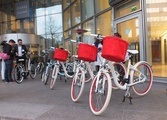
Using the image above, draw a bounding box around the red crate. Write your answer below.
[102,36,128,62]
[78,43,98,62]
[54,48,68,62]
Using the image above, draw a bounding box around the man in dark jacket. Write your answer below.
[15,39,28,79]
[15,39,28,67]
[3,39,16,82]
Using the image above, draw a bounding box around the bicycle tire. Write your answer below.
[42,66,51,85]
[84,66,92,83]
[71,68,85,102]
[50,66,59,90]
[29,64,37,79]
[89,72,112,115]
[130,61,153,96]
[111,62,126,89]
[13,65,24,84]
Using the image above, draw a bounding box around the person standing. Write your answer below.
[3,39,16,83]
[94,34,104,72]
[14,39,28,79]
[0,41,7,81]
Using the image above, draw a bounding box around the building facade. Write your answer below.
[62,0,167,81]
[0,0,167,80]
[0,0,62,56]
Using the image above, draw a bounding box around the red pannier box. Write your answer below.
[78,43,98,62]
[102,36,128,62]
[54,48,68,62]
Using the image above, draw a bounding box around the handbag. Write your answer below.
[0,52,10,60]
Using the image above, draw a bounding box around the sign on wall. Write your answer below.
[15,0,30,19]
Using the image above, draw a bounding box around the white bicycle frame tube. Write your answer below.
[60,61,73,78]
[27,57,31,71]
[85,62,94,80]
[108,61,127,90]
[52,62,59,79]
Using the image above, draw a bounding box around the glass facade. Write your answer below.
[146,0,167,77]
[0,0,63,48]
[62,0,112,45]
[1,0,167,79]
[62,0,167,80]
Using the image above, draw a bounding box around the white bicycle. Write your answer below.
[50,48,76,90]
[89,34,153,115]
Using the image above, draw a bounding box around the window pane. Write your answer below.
[146,1,167,77]
[64,8,71,30]
[83,19,95,44]
[71,0,81,26]
[63,0,71,9]
[95,0,110,13]
[115,0,140,18]
[96,11,112,36]
[36,16,46,35]
[45,5,62,15]
[81,0,94,20]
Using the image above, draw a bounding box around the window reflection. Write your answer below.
[83,19,95,44]
[71,0,81,26]
[96,11,112,36]
[95,0,110,13]
[63,0,71,9]
[81,0,94,20]
[64,8,71,30]
[146,0,167,77]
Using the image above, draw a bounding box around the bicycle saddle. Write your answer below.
[18,59,25,62]
[127,50,138,55]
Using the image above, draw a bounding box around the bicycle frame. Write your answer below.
[108,51,152,90]
[52,61,73,79]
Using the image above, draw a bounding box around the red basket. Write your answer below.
[78,43,98,62]
[102,36,128,62]
[54,48,68,62]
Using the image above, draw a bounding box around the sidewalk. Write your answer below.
[0,77,167,120]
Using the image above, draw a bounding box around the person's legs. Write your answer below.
[1,59,5,81]
[4,61,9,82]
[7,60,13,82]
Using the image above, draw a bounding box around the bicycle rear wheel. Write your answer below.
[89,72,112,115]
[131,61,153,96]
[71,69,85,102]
[29,64,37,79]
[84,66,92,83]
[13,65,24,84]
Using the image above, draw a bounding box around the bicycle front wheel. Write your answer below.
[89,72,112,115]
[29,64,37,79]
[13,65,24,84]
[50,66,59,90]
[42,66,51,85]
[71,69,85,102]
[130,61,153,96]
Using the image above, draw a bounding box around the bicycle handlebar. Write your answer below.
[90,34,105,39]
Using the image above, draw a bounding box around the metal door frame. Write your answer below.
[113,11,145,61]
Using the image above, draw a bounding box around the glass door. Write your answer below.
[113,12,144,63]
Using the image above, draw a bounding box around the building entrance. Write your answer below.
[113,12,144,63]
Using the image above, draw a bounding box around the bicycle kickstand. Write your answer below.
[122,86,132,105]
[65,76,67,82]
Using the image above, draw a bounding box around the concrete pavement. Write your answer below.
[0,76,167,120]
